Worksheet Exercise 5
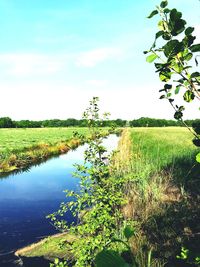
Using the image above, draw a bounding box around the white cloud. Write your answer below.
[0,53,68,76]
[76,47,123,67]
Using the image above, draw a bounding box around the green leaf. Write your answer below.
[169,10,186,36]
[146,54,158,63]
[124,226,135,239]
[179,106,185,112]
[171,19,186,36]
[164,8,170,13]
[183,90,195,102]
[147,10,158,19]
[191,72,200,78]
[163,40,183,58]
[155,31,164,40]
[95,250,130,267]
[174,111,183,120]
[196,153,200,163]
[159,70,171,82]
[184,53,193,61]
[185,27,194,36]
[155,63,167,71]
[183,35,196,47]
[170,9,182,21]
[160,95,166,99]
[171,61,183,73]
[164,84,172,90]
[160,1,168,8]
[162,32,171,40]
[190,44,200,52]
[167,93,171,97]
[175,86,181,94]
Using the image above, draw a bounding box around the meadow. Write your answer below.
[0,127,88,173]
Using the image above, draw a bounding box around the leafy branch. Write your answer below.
[145,0,200,162]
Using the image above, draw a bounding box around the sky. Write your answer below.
[0,0,200,120]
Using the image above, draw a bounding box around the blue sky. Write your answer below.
[0,0,199,120]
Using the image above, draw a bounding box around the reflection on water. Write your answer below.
[0,135,119,267]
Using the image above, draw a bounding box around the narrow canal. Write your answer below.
[0,135,119,267]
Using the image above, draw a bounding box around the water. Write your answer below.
[0,135,119,267]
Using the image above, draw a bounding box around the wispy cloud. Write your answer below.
[76,47,123,67]
[0,53,68,76]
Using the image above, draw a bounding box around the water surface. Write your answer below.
[0,135,119,267]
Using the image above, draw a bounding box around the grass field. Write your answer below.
[0,127,88,173]
[116,127,200,266]
[0,127,87,154]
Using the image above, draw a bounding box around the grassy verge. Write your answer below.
[0,127,88,173]
[116,127,200,266]
[15,233,76,261]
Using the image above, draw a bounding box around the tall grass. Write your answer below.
[115,127,199,266]
[130,127,197,172]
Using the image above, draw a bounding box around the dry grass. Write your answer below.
[111,128,133,176]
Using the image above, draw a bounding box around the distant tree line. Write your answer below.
[130,117,180,127]
[0,117,127,128]
[0,116,199,129]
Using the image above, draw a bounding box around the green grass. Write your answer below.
[15,233,76,260]
[124,127,200,266]
[130,127,197,171]
[0,127,88,173]
[0,127,87,156]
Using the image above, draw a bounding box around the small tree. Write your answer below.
[48,97,125,267]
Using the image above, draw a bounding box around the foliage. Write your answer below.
[2,115,200,129]
[0,117,127,128]
[176,247,200,266]
[95,225,137,267]
[130,117,182,127]
[50,258,69,267]
[145,0,200,161]
[0,117,15,128]
[48,97,126,267]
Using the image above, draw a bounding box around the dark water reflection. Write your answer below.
[0,135,119,267]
